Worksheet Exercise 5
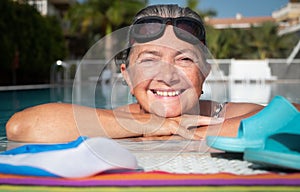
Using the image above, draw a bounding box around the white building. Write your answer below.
[26,0,76,17]
[272,0,300,35]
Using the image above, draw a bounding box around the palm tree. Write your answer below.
[206,22,297,59]
[248,22,297,59]
[64,0,147,57]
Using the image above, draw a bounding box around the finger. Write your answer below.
[180,116,223,128]
[174,125,202,140]
[139,135,183,141]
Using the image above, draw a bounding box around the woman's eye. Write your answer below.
[138,58,159,67]
[182,57,193,61]
[178,57,195,64]
[175,57,197,67]
[141,59,154,62]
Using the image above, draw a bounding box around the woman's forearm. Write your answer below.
[6,103,145,143]
[6,103,183,143]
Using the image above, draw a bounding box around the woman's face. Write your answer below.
[121,25,209,117]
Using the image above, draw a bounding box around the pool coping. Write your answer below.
[0,84,53,91]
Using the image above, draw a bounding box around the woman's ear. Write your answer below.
[120,63,134,95]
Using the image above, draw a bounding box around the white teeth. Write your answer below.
[153,90,181,97]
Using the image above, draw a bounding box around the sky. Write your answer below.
[148,0,289,18]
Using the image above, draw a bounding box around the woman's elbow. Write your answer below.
[5,103,78,143]
[6,110,33,142]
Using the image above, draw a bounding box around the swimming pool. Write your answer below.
[1,81,299,139]
[0,81,134,138]
[0,87,57,138]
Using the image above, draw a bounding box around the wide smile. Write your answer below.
[150,89,185,97]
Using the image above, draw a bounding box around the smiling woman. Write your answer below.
[5,4,268,143]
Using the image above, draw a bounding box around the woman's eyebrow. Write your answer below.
[176,49,199,57]
[137,50,162,59]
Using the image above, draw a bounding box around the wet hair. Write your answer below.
[133,4,204,23]
[115,4,206,66]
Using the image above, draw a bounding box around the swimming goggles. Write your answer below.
[130,16,206,45]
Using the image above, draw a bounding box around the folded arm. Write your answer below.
[6,103,217,143]
[8,100,286,143]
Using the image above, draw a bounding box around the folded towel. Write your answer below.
[0,137,138,178]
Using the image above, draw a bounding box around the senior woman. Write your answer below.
[6,4,264,143]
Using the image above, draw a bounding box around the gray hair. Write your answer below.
[133,4,203,23]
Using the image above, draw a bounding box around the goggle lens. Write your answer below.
[130,16,205,45]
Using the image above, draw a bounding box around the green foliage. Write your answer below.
[183,0,297,59]
[206,22,298,59]
[64,0,147,51]
[0,0,67,85]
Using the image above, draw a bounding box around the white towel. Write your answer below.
[0,137,138,178]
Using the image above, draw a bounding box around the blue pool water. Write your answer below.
[0,88,55,137]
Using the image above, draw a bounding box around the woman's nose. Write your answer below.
[155,61,180,85]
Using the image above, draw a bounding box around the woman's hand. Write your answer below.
[133,114,223,140]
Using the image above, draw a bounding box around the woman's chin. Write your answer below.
[152,109,181,118]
